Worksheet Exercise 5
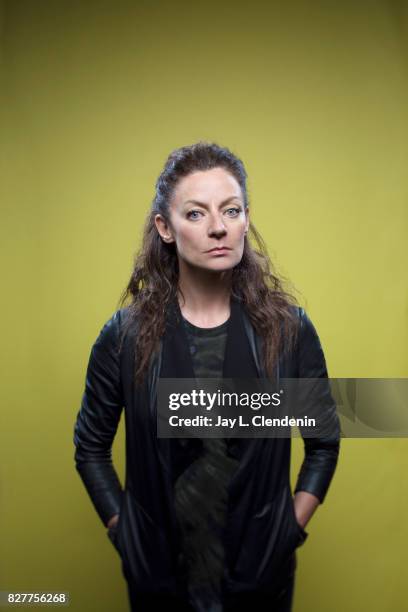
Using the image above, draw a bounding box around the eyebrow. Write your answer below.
[183,196,242,208]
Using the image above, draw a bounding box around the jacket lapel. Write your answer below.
[160,294,260,381]
[160,295,196,379]
[222,296,260,380]
[158,294,263,470]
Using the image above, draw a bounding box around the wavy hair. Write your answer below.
[117,141,302,387]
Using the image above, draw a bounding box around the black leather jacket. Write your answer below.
[73,305,340,598]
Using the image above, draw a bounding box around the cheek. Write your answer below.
[232,220,247,239]
[176,225,201,252]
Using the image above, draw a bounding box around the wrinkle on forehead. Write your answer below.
[170,168,243,210]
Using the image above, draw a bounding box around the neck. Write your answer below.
[176,260,232,326]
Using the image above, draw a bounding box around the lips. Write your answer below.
[207,247,231,252]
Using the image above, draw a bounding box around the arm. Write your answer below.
[293,308,341,524]
[73,310,125,528]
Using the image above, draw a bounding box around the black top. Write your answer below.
[174,314,240,612]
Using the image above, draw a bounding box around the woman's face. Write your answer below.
[155,167,249,273]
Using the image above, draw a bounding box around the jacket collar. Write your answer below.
[151,293,266,473]
[159,293,261,380]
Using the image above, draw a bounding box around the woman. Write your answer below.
[74,141,341,611]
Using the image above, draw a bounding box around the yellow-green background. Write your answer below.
[1,0,407,610]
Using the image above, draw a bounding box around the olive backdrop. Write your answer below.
[1,1,407,611]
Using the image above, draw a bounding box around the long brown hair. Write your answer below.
[117,141,302,387]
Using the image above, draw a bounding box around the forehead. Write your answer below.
[173,167,242,202]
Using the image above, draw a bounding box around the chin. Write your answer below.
[199,259,240,273]
[180,252,242,273]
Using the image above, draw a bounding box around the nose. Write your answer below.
[208,213,227,236]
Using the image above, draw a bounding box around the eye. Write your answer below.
[225,207,241,217]
[186,209,203,220]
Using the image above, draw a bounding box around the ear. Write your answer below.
[244,206,250,233]
[154,214,175,243]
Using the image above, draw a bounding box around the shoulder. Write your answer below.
[283,306,324,360]
[93,306,132,349]
[284,304,310,340]
[287,305,316,334]
[105,306,132,328]
[293,308,329,376]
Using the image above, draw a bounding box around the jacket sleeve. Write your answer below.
[73,310,125,527]
[293,307,341,504]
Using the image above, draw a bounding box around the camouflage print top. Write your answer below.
[174,315,240,612]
